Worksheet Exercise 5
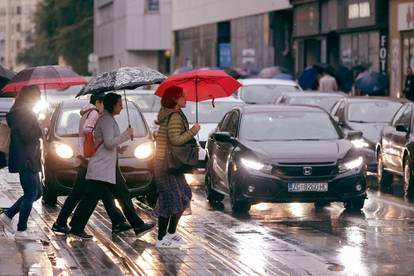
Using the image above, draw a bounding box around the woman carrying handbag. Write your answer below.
[154,86,200,248]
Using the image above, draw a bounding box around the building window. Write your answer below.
[16,40,21,50]
[340,31,379,71]
[348,1,370,20]
[16,23,21,32]
[16,6,21,15]
[146,0,159,12]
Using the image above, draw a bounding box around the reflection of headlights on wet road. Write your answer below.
[33,100,49,114]
[54,143,74,159]
[351,139,370,149]
[339,157,364,173]
[134,142,154,159]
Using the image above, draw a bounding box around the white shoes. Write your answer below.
[155,233,185,248]
[0,213,14,234]
[14,230,38,241]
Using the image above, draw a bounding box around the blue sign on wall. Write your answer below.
[219,43,231,68]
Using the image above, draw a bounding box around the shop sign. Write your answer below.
[379,33,388,75]
[219,43,231,68]
[399,2,414,31]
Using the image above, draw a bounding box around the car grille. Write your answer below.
[272,162,338,178]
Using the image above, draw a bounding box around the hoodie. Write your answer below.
[6,104,42,173]
[78,104,99,155]
[155,107,196,160]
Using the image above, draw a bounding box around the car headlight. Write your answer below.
[54,143,74,159]
[33,100,49,114]
[351,139,370,149]
[338,156,364,173]
[134,142,154,159]
[240,158,272,173]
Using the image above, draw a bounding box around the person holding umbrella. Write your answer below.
[153,86,200,248]
[69,93,154,239]
[0,85,43,240]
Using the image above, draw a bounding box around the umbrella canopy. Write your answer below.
[0,65,15,95]
[155,69,241,122]
[298,66,319,90]
[2,65,86,92]
[273,73,294,80]
[76,66,166,97]
[355,71,387,95]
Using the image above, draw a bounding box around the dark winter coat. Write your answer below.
[6,104,42,173]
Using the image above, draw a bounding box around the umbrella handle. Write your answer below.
[123,90,133,141]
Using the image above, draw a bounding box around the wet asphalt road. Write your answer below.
[188,175,414,276]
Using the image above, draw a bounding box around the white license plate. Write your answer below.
[288,182,328,192]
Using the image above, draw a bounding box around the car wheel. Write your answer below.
[42,185,57,206]
[403,157,414,197]
[204,168,224,203]
[344,196,365,211]
[230,183,251,213]
[377,151,393,188]
[314,201,330,208]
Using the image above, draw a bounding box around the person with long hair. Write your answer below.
[154,86,200,248]
[0,85,43,240]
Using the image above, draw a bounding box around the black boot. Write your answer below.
[69,230,93,239]
[134,222,155,236]
[52,222,70,234]
[112,222,132,234]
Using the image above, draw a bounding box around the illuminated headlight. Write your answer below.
[54,143,74,159]
[38,113,46,121]
[351,139,370,149]
[33,100,49,114]
[339,157,364,173]
[240,158,272,173]
[134,142,154,159]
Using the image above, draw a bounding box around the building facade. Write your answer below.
[172,0,293,71]
[291,0,388,80]
[94,0,172,74]
[0,0,40,71]
[389,0,414,98]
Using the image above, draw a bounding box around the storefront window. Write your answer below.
[340,31,379,71]
[402,35,414,81]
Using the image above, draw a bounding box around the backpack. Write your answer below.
[83,111,103,158]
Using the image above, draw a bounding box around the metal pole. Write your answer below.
[123,89,133,141]
[195,77,198,123]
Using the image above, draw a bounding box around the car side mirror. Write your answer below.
[346,131,363,140]
[213,132,235,144]
[396,124,409,133]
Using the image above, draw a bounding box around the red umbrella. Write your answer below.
[155,69,241,122]
[2,65,86,93]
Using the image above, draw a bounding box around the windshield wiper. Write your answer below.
[349,120,371,123]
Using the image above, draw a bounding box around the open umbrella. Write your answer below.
[2,65,86,93]
[273,73,294,80]
[298,66,318,90]
[155,69,241,122]
[77,66,167,139]
[0,65,15,97]
[354,71,387,95]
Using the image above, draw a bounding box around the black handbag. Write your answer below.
[166,113,199,173]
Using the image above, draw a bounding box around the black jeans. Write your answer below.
[56,166,125,227]
[70,168,145,233]
[5,169,42,231]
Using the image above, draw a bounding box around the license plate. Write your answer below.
[288,182,328,192]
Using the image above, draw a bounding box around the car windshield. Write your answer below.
[182,101,242,123]
[56,103,147,137]
[347,101,402,123]
[240,111,340,141]
[286,96,342,111]
[127,94,160,113]
[240,84,300,104]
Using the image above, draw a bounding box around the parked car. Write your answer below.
[42,99,156,205]
[275,91,346,112]
[376,102,414,196]
[330,97,403,172]
[235,78,302,104]
[205,105,367,213]
[182,97,244,167]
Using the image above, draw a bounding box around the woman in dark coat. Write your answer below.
[0,85,42,240]
[154,86,200,248]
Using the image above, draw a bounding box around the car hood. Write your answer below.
[241,139,352,163]
[348,122,388,143]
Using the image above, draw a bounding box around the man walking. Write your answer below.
[52,94,131,235]
[318,68,338,92]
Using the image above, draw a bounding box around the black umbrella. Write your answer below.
[0,65,15,97]
[76,66,167,139]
